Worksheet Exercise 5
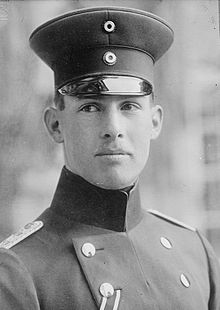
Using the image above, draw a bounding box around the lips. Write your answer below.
[95,149,131,156]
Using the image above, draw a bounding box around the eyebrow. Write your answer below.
[76,95,143,101]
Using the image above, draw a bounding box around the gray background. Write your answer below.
[0,0,220,258]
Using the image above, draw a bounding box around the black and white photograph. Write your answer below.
[0,0,219,308]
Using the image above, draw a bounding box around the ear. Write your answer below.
[44,107,64,143]
[150,105,163,140]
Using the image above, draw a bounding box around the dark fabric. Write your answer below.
[49,166,143,232]
[29,7,174,89]
[0,249,40,310]
[0,167,220,309]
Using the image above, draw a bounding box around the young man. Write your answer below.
[0,6,219,310]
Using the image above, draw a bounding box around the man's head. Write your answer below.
[29,6,173,189]
[44,91,162,189]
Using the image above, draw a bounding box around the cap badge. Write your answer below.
[103,51,117,66]
[103,20,115,33]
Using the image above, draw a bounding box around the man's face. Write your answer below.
[46,94,162,190]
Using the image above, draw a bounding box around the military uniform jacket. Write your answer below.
[0,167,220,310]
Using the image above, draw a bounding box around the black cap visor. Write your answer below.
[58,75,153,97]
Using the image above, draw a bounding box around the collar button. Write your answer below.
[160,236,172,249]
[100,283,114,298]
[180,273,190,288]
[81,242,96,257]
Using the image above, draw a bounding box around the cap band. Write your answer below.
[58,76,152,96]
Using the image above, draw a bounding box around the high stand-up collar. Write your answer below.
[50,167,143,232]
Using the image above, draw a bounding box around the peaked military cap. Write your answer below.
[29,6,174,96]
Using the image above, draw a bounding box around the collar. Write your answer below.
[50,167,143,232]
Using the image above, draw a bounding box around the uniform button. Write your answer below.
[180,273,190,288]
[160,236,172,249]
[103,20,115,33]
[81,243,96,257]
[103,51,117,65]
[99,283,114,298]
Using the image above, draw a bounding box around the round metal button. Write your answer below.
[81,243,96,258]
[100,283,114,298]
[180,273,190,288]
[104,20,115,33]
[160,237,172,249]
[103,51,117,66]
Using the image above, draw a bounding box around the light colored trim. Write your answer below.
[100,297,107,310]
[0,221,44,249]
[147,209,196,232]
[113,290,121,310]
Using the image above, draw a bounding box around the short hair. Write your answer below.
[54,91,65,110]
[150,91,155,106]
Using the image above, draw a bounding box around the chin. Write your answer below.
[92,173,136,190]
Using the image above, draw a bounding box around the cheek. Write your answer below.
[64,120,97,154]
[130,118,152,148]
[129,121,152,169]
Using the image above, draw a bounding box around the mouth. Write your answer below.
[95,149,131,161]
[95,149,131,156]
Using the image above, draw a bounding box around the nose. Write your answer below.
[100,108,124,140]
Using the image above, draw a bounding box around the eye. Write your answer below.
[121,102,141,111]
[79,103,100,112]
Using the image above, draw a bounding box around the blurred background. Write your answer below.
[0,0,220,257]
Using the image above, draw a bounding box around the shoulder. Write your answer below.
[146,209,220,267]
[147,209,196,232]
[0,247,29,272]
[0,247,40,307]
[0,221,44,250]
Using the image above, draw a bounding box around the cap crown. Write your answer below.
[30,7,174,90]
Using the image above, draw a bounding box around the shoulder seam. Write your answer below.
[147,209,196,232]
